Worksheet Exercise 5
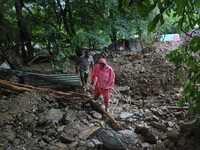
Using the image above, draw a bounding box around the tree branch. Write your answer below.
[181,1,190,37]
[23,6,34,18]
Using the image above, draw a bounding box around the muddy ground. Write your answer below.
[0,41,200,150]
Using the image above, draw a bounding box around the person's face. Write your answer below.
[99,63,106,69]
[85,52,90,59]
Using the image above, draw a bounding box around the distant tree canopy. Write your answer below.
[0,0,179,67]
[120,0,200,118]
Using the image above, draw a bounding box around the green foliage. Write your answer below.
[0,143,4,147]
[165,38,200,116]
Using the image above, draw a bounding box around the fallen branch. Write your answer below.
[0,79,31,92]
[0,79,123,130]
[90,101,124,130]
[167,106,188,110]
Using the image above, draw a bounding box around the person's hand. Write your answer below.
[91,80,94,85]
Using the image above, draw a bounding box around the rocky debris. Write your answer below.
[135,124,158,144]
[115,86,131,96]
[101,129,125,150]
[119,112,134,119]
[79,126,101,140]
[111,41,184,100]
[0,41,199,149]
[90,110,102,119]
[117,130,139,149]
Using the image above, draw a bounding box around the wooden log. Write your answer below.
[90,101,124,130]
[0,79,31,92]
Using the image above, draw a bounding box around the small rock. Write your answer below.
[59,133,74,144]
[86,141,95,148]
[41,135,49,142]
[68,141,78,148]
[35,128,46,134]
[119,112,133,119]
[167,131,181,142]
[91,138,102,146]
[116,86,130,95]
[13,138,20,145]
[152,115,159,121]
[160,133,167,140]
[79,126,100,140]
[38,141,45,149]
[29,123,35,134]
[55,142,67,149]
[135,125,157,144]
[151,121,167,132]
[91,111,102,119]
[24,131,32,138]
[38,103,46,113]
[100,121,106,129]
[101,129,125,150]
[0,130,16,143]
[57,125,65,133]
[167,121,175,127]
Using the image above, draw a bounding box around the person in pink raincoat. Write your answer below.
[91,58,115,112]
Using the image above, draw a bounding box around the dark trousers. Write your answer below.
[80,70,88,87]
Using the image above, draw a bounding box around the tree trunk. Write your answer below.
[66,0,76,36]
[109,10,117,43]
[56,0,72,43]
[89,39,91,50]
[15,0,34,63]
[0,12,13,46]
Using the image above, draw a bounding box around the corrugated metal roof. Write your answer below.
[1,68,82,91]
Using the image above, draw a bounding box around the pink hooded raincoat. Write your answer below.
[91,59,115,107]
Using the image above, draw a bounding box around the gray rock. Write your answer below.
[79,126,101,140]
[41,135,49,142]
[167,121,175,127]
[100,121,106,129]
[86,141,95,148]
[119,112,133,119]
[24,131,32,138]
[151,121,167,132]
[152,115,159,121]
[64,129,78,138]
[91,111,102,119]
[29,122,35,134]
[0,130,16,143]
[167,131,181,142]
[115,86,130,95]
[135,125,157,144]
[57,125,65,133]
[46,109,64,125]
[38,140,46,149]
[68,141,78,148]
[59,133,74,144]
[101,129,125,150]
[55,142,67,149]
[37,116,51,127]
[35,128,46,134]
[91,138,102,146]
[117,130,138,146]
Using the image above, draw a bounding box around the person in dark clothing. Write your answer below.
[75,51,94,90]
